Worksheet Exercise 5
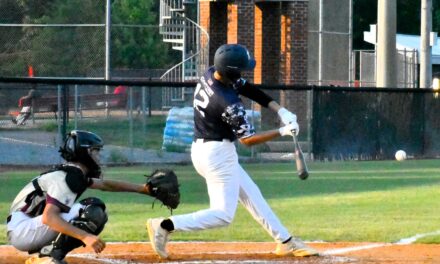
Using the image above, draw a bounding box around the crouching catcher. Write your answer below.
[6,130,179,264]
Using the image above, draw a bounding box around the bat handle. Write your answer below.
[291,130,299,143]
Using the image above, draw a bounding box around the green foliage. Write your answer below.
[0,1,26,76]
[0,0,23,24]
[75,115,167,150]
[2,160,440,244]
[30,115,167,150]
[1,0,180,77]
[111,0,179,69]
[39,121,59,132]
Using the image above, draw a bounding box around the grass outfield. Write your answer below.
[1,159,440,245]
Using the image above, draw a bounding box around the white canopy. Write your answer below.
[364,25,440,64]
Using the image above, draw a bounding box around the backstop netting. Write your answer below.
[312,88,440,160]
[1,79,439,166]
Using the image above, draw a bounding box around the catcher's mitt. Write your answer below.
[146,169,180,211]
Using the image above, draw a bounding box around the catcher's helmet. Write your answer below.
[60,130,104,178]
[214,44,256,81]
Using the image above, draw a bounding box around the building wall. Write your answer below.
[198,0,309,129]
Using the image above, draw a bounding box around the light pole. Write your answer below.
[420,0,432,88]
[376,0,397,88]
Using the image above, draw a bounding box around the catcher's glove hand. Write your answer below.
[146,169,180,212]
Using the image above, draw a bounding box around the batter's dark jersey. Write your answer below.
[194,67,266,141]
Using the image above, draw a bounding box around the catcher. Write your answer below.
[6,130,180,264]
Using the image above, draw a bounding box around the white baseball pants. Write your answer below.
[7,203,84,252]
[170,139,291,243]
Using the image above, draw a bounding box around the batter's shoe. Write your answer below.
[25,256,67,264]
[147,217,170,259]
[275,237,319,257]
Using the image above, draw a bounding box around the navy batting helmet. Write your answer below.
[214,44,256,81]
[60,130,104,178]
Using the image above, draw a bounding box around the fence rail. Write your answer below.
[1,78,439,165]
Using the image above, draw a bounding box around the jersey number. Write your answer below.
[193,83,209,117]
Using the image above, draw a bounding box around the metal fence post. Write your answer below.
[128,86,134,161]
[57,85,62,146]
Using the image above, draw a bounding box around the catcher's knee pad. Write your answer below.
[40,197,108,261]
[77,197,108,234]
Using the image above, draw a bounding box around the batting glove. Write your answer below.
[277,107,297,126]
[279,122,299,136]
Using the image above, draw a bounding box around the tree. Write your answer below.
[111,0,179,69]
[4,0,179,77]
[15,0,106,77]
[0,0,26,76]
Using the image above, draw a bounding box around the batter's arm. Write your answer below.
[235,80,273,107]
[234,80,291,117]
[268,100,282,113]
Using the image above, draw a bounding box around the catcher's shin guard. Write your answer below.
[40,198,108,261]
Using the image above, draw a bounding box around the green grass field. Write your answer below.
[1,159,440,245]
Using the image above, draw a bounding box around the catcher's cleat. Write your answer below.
[25,256,67,264]
[147,218,170,259]
[275,237,319,257]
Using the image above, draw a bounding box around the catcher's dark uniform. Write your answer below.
[169,67,291,243]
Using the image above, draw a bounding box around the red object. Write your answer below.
[10,111,20,117]
[113,85,127,95]
[111,85,128,107]
[18,97,24,107]
[28,65,34,77]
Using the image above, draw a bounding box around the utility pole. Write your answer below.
[420,0,432,88]
[318,0,324,86]
[376,0,397,88]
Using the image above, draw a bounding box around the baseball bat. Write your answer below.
[291,132,309,180]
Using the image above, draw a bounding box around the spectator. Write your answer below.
[110,85,128,108]
[12,89,38,125]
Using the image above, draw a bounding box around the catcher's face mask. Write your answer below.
[86,147,102,179]
[87,148,101,166]
[88,148,101,165]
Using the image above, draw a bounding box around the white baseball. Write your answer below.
[395,150,407,161]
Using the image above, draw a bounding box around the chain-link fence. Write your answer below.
[351,49,418,88]
[0,1,181,78]
[1,78,439,166]
[0,82,191,166]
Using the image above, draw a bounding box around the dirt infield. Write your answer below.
[1,242,440,264]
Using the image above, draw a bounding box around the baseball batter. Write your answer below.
[147,44,318,259]
[7,130,153,264]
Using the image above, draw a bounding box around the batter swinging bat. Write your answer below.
[291,132,309,180]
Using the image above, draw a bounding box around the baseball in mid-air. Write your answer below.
[395,150,407,161]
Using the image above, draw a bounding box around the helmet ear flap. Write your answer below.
[61,133,77,161]
[66,136,76,156]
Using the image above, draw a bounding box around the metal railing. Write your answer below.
[349,49,418,88]
[158,0,209,108]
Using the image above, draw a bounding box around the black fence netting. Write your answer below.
[312,88,440,160]
[1,78,440,162]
